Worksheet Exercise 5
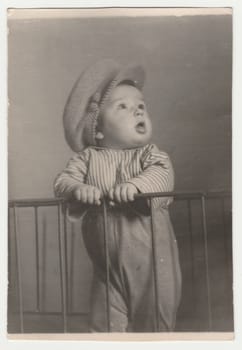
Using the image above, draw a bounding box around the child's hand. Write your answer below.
[74,185,102,205]
[108,183,138,204]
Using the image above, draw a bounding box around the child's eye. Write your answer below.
[138,103,145,110]
[117,103,127,109]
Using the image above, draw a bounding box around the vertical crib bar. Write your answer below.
[13,205,24,333]
[57,202,68,332]
[69,223,75,313]
[41,214,47,314]
[221,196,232,304]
[201,195,212,331]
[8,208,12,291]
[187,199,195,288]
[102,200,111,332]
[34,206,40,312]
[221,197,230,266]
[63,203,69,315]
[150,199,160,332]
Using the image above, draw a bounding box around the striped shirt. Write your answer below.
[54,143,174,208]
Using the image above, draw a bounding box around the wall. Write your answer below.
[8,13,232,198]
[8,11,232,318]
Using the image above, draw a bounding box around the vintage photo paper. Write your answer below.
[6,6,234,341]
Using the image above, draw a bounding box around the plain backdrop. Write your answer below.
[8,10,232,199]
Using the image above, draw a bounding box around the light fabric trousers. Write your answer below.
[82,203,182,332]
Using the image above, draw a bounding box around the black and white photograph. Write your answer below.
[6,5,234,341]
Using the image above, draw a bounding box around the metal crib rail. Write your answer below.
[8,190,231,333]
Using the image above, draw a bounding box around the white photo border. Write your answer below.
[1,0,241,349]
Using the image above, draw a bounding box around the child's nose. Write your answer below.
[133,105,143,116]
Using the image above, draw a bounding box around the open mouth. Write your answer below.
[135,121,146,134]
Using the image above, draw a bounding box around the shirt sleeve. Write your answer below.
[53,150,90,221]
[53,150,89,199]
[127,144,174,208]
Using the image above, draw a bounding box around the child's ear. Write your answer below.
[95,131,104,140]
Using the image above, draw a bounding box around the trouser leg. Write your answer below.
[83,207,181,333]
[130,284,174,332]
[89,272,129,332]
[118,210,182,332]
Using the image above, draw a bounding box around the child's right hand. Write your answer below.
[73,185,102,205]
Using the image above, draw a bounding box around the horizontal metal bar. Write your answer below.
[201,191,232,199]
[8,190,231,208]
[11,311,88,316]
[8,198,65,207]
[135,190,231,199]
[136,191,203,199]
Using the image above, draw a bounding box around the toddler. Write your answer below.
[54,59,181,332]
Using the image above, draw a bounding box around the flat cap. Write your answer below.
[63,59,145,152]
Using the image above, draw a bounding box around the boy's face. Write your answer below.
[97,84,152,149]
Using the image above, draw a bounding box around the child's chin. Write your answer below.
[137,136,151,146]
[131,140,150,148]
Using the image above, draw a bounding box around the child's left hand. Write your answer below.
[108,183,138,204]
